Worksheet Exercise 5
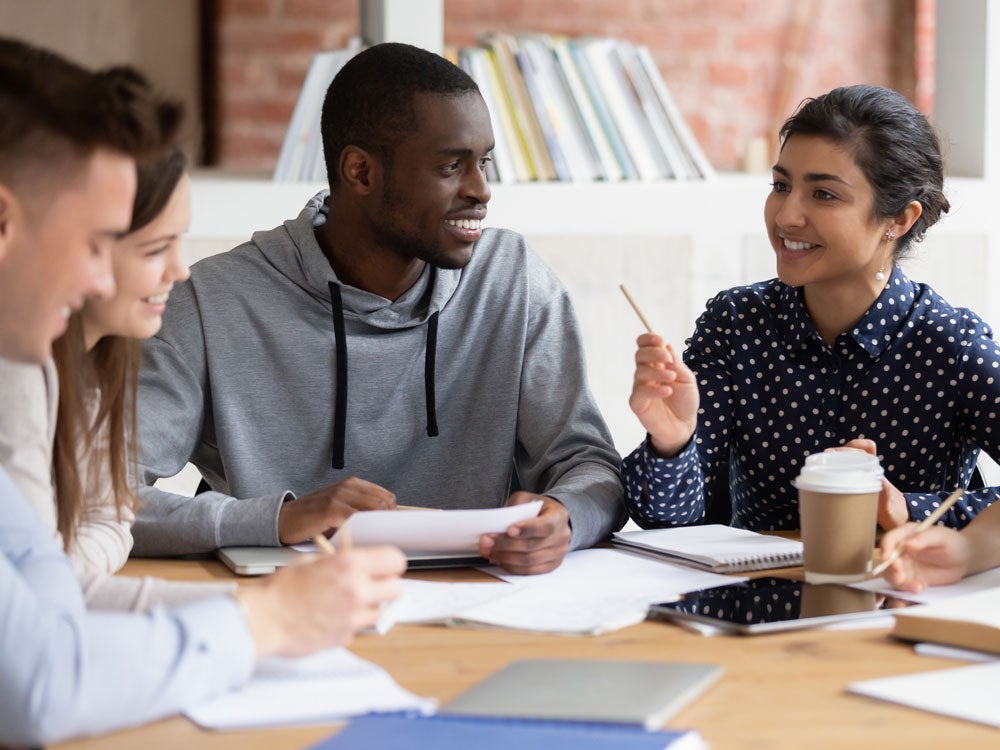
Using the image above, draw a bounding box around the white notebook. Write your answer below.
[847,662,1000,728]
[612,524,803,573]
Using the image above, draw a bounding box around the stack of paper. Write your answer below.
[377,548,739,636]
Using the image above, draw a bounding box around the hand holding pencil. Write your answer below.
[875,489,971,592]
[620,284,700,458]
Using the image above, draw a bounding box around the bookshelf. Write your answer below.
[183,0,1000,456]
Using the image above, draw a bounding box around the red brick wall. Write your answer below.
[215,0,931,172]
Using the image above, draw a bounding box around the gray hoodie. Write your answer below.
[133,192,625,554]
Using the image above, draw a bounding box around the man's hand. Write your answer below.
[236,545,406,657]
[628,334,699,458]
[478,492,572,575]
[277,477,396,544]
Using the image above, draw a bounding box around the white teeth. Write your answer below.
[145,293,169,304]
[783,239,816,251]
[446,218,482,230]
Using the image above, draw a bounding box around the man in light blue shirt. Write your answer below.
[0,37,404,746]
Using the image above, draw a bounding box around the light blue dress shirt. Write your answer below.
[0,466,255,746]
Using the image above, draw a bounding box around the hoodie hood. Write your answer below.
[250,191,453,468]
[253,190,462,331]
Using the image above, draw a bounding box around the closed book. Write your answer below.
[635,45,716,180]
[517,34,605,182]
[550,34,624,182]
[577,36,670,181]
[274,40,361,182]
[481,47,534,181]
[514,41,573,181]
[613,524,803,573]
[614,40,688,179]
[460,48,517,184]
[890,588,1000,654]
[481,33,558,181]
[568,39,639,180]
[439,659,722,730]
[308,714,706,750]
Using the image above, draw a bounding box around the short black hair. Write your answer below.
[779,84,949,258]
[0,36,182,197]
[321,42,479,188]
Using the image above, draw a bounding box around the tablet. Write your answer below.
[648,576,917,635]
[216,545,488,576]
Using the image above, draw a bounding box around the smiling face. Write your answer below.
[765,134,893,295]
[368,91,493,270]
[0,148,133,363]
[81,173,191,348]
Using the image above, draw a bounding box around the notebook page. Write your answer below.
[613,525,803,569]
[183,647,434,730]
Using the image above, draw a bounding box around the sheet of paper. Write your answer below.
[183,647,435,730]
[850,566,1000,604]
[374,579,518,633]
[452,548,742,635]
[326,502,543,553]
[847,662,1000,727]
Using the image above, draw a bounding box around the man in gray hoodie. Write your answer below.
[135,42,626,574]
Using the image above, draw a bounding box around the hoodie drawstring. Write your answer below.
[329,282,348,469]
[425,311,439,437]
[328,282,440,469]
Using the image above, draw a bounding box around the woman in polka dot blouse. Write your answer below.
[623,84,1000,533]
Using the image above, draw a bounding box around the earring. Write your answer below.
[875,266,886,283]
[885,229,895,241]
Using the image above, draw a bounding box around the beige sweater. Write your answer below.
[0,357,234,610]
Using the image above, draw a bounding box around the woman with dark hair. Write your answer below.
[622,84,1000,534]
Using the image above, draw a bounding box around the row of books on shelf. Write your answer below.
[274,33,714,184]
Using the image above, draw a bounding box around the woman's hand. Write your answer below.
[828,439,908,529]
[628,333,699,458]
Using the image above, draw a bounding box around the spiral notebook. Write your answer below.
[612,524,803,573]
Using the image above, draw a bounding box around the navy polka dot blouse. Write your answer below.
[622,267,1000,531]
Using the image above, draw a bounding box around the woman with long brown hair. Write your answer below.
[0,145,234,607]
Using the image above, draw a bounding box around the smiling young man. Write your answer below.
[134,43,626,574]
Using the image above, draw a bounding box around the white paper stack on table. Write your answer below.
[376,547,741,636]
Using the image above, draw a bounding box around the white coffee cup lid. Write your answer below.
[792,466,882,493]
[803,451,881,469]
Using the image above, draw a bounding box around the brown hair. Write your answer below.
[7,37,192,545]
[0,36,182,214]
[51,145,188,547]
[51,321,141,545]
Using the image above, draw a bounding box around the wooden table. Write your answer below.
[53,557,991,750]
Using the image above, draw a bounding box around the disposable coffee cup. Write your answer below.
[793,452,883,583]
[800,583,877,618]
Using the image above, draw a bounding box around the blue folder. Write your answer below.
[307,714,701,750]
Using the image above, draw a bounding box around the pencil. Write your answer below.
[312,534,336,555]
[619,284,654,333]
[869,488,964,577]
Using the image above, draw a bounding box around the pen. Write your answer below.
[869,488,964,577]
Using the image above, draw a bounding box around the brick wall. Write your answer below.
[215,0,932,172]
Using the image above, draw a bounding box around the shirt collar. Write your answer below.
[777,266,917,357]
